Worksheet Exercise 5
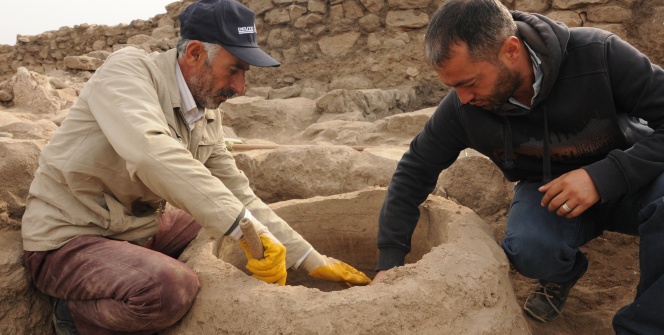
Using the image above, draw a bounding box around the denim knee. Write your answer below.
[502,233,577,280]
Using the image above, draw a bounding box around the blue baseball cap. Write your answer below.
[179,0,280,67]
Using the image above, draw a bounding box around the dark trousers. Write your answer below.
[23,209,202,335]
[501,173,664,334]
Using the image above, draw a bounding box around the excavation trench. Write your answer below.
[168,188,529,334]
[215,187,441,291]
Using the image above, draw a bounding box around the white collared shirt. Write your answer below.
[175,63,205,130]
[509,42,543,110]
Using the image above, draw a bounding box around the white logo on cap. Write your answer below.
[238,26,255,34]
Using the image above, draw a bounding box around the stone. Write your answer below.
[586,23,627,40]
[0,230,51,335]
[343,0,365,19]
[360,0,386,13]
[359,14,382,32]
[553,0,608,10]
[243,0,275,15]
[329,4,344,21]
[318,32,361,56]
[439,155,515,221]
[289,5,308,21]
[221,96,317,142]
[264,8,292,25]
[514,0,550,12]
[92,39,107,51]
[294,14,324,28]
[0,139,43,227]
[86,50,112,61]
[0,111,24,127]
[127,34,154,45]
[151,25,177,39]
[63,55,104,71]
[586,6,632,23]
[308,0,327,14]
[406,66,420,77]
[246,86,272,99]
[0,89,13,102]
[387,0,431,9]
[385,10,430,29]
[268,85,303,99]
[547,11,583,27]
[0,119,58,140]
[12,67,62,114]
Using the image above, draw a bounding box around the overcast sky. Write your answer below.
[1,1,177,46]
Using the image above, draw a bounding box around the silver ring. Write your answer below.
[562,203,572,213]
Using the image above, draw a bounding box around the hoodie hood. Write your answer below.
[511,11,570,107]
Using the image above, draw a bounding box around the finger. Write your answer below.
[538,180,553,192]
[540,180,564,208]
[556,202,574,217]
[253,271,287,285]
[340,263,372,285]
[248,260,286,277]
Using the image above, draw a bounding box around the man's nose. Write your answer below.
[230,74,246,96]
[455,88,474,105]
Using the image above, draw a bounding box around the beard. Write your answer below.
[188,62,236,109]
[478,62,521,112]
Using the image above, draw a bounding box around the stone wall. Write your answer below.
[0,0,661,108]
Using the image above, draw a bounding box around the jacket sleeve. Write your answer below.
[583,34,664,202]
[204,138,313,268]
[376,94,470,270]
[81,49,244,239]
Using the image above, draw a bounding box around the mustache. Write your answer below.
[214,88,237,99]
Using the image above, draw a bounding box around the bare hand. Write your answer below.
[370,270,388,285]
[538,169,600,218]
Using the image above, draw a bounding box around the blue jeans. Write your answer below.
[501,173,664,335]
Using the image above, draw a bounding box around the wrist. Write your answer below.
[299,248,325,273]
[292,247,314,270]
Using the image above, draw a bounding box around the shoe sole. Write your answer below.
[523,302,564,323]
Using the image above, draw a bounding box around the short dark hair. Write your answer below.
[424,0,517,69]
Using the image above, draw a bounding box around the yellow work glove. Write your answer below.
[299,249,371,286]
[240,234,287,286]
[230,211,287,285]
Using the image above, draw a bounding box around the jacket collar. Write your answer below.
[151,49,218,128]
[152,49,182,129]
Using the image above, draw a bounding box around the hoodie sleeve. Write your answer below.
[583,34,664,203]
[376,93,470,270]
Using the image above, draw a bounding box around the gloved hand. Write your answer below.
[240,234,287,286]
[299,249,371,286]
[236,213,287,286]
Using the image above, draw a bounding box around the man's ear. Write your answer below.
[183,40,207,68]
[500,36,521,65]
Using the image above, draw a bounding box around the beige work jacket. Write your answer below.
[21,47,311,267]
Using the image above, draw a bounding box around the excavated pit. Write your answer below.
[214,187,440,291]
[168,188,529,334]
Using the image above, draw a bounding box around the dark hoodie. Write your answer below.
[376,11,664,270]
